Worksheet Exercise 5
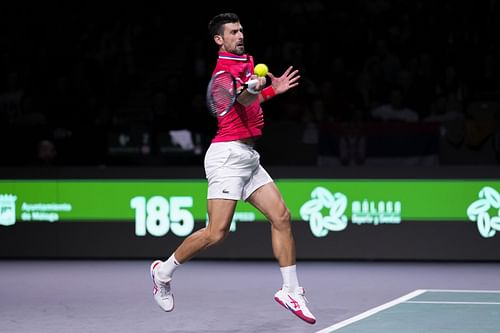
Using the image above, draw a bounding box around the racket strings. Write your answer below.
[207,73,236,117]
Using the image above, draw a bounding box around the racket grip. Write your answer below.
[246,79,259,89]
[246,79,260,94]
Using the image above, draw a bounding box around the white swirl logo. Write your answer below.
[300,187,348,237]
[467,186,500,238]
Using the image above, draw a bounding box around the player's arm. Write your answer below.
[236,76,266,106]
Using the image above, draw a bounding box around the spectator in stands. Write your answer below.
[424,93,465,147]
[35,139,58,166]
[370,88,419,122]
[1,1,499,166]
[0,71,24,124]
[338,108,367,166]
[424,93,464,124]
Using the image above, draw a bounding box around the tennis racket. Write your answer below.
[206,70,258,117]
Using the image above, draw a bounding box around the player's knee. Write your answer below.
[206,228,229,246]
[280,207,291,223]
[271,207,291,230]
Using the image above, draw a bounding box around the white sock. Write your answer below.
[157,253,181,281]
[280,265,299,291]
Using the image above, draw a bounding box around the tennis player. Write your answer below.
[150,12,316,325]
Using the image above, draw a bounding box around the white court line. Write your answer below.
[406,301,500,305]
[315,289,427,333]
[316,289,500,333]
[423,289,500,293]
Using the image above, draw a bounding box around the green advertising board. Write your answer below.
[1,179,500,239]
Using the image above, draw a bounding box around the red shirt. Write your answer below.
[211,52,264,142]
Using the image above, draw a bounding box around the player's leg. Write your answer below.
[174,198,237,262]
[151,141,243,312]
[247,182,295,267]
[154,198,235,283]
[247,180,316,324]
[150,199,236,312]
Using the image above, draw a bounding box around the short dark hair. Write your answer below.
[208,13,240,37]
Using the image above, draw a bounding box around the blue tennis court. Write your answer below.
[2,261,500,333]
[316,289,500,333]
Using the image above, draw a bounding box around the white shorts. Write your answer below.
[204,141,273,201]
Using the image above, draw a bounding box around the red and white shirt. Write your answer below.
[211,51,264,142]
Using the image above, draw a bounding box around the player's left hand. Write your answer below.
[268,66,300,95]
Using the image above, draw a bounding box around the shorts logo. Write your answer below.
[222,189,230,194]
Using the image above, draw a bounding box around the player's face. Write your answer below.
[220,22,245,55]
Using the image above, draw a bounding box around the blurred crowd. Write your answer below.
[0,1,499,166]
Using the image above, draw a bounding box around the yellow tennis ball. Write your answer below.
[254,63,268,77]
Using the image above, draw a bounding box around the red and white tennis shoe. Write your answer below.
[274,286,316,324]
[150,260,174,312]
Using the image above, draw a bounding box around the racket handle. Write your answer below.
[246,79,260,94]
[246,79,259,89]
